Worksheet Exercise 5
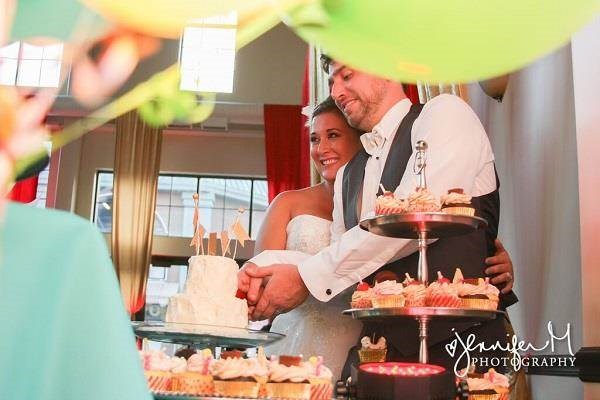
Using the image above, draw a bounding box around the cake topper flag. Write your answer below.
[207,232,217,256]
[190,223,206,256]
[190,193,205,256]
[220,230,231,257]
[231,208,250,259]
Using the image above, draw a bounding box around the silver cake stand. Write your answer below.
[351,212,500,364]
[133,321,284,349]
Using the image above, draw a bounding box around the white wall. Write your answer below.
[571,14,600,400]
[468,43,584,398]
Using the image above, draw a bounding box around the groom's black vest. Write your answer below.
[342,104,517,357]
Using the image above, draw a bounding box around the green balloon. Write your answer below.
[288,0,600,83]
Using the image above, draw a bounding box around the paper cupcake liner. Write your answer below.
[358,348,387,363]
[145,371,172,392]
[407,203,440,212]
[426,293,462,308]
[404,294,427,307]
[310,382,333,400]
[372,294,405,308]
[375,205,406,215]
[213,380,260,398]
[468,393,508,400]
[460,298,499,310]
[351,298,373,309]
[442,206,475,216]
[265,382,311,399]
[170,372,213,395]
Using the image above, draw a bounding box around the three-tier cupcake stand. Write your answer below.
[343,211,505,364]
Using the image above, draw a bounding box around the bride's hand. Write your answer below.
[238,262,272,306]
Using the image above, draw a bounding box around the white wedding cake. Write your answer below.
[165,255,248,328]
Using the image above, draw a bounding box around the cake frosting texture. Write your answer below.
[166,256,248,328]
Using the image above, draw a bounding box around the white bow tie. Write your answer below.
[361,128,385,156]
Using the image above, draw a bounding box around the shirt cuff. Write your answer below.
[247,250,310,268]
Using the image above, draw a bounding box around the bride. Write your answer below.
[253,97,363,378]
[250,97,515,379]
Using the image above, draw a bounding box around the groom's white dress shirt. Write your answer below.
[249,94,496,302]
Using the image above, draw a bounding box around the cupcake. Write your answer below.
[459,279,500,310]
[407,188,440,212]
[441,188,475,216]
[425,271,461,307]
[402,273,427,307]
[351,281,374,308]
[210,355,268,398]
[266,355,312,399]
[171,349,214,395]
[307,356,334,400]
[467,368,510,400]
[371,280,405,308]
[358,336,387,363]
[140,349,174,392]
[375,191,408,215]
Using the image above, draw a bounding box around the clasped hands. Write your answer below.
[237,239,515,321]
[237,263,309,321]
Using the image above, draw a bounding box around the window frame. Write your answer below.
[92,170,267,238]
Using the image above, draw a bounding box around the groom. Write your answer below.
[239,56,516,371]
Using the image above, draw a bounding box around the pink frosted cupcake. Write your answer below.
[402,273,427,307]
[351,281,374,308]
[375,191,408,215]
[140,349,174,392]
[407,188,440,212]
[425,271,461,307]
[306,356,334,400]
[171,349,214,395]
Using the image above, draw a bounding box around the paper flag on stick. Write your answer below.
[220,230,230,256]
[208,232,218,256]
[190,223,206,256]
[231,220,250,247]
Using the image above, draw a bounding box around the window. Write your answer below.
[145,264,188,322]
[93,172,268,238]
[0,41,63,87]
[179,12,237,93]
[32,167,50,208]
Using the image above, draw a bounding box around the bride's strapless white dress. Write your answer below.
[265,215,362,380]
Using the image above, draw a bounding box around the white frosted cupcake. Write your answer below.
[441,188,474,216]
[375,191,408,215]
[266,355,312,399]
[210,356,268,398]
[407,188,440,212]
[372,280,405,308]
[402,273,427,307]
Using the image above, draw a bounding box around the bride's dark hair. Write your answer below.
[311,96,363,136]
[311,96,340,122]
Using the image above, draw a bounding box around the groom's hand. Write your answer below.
[246,264,309,321]
[238,262,270,306]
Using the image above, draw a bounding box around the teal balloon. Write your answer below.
[10,0,106,41]
[288,0,600,83]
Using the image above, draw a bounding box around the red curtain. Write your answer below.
[405,84,420,104]
[8,176,39,203]
[264,104,310,202]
